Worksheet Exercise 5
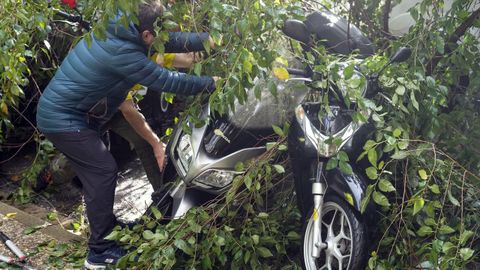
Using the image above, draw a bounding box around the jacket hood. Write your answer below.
[106,11,143,45]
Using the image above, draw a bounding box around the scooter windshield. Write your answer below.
[228,78,309,130]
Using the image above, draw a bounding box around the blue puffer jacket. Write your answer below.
[37,14,214,133]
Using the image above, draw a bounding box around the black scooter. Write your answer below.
[155,10,412,270]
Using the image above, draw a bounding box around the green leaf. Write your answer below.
[372,191,390,207]
[417,226,433,237]
[254,84,262,100]
[418,169,428,180]
[426,76,436,88]
[286,231,300,240]
[339,161,353,175]
[202,255,212,270]
[117,253,129,269]
[273,164,285,174]
[360,185,374,213]
[258,212,269,218]
[395,85,406,96]
[256,247,273,258]
[378,179,395,192]
[393,128,402,137]
[46,212,57,221]
[194,63,202,76]
[398,141,409,150]
[363,140,376,151]
[447,189,460,206]
[163,20,179,30]
[105,230,119,240]
[338,151,349,162]
[268,80,277,97]
[442,242,455,253]
[367,148,378,168]
[344,192,354,206]
[142,230,154,240]
[429,184,440,194]
[460,248,474,261]
[251,234,260,245]
[174,239,193,255]
[23,226,42,235]
[424,218,436,226]
[410,91,419,110]
[266,142,276,151]
[439,225,455,235]
[391,151,408,160]
[436,35,445,54]
[243,59,253,73]
[326,158,338,170]
[459,230,474,245]
[343,64,354,80]
[272,124,284,137]
[244,175,252,190]
[413,197,425,215]
[150,206,162,220]
[366,167,378,180]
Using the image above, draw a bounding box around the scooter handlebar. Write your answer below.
[55,9,91,31]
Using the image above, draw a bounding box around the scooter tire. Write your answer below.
[301,194,367,270]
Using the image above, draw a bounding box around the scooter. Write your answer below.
[153,9,412,270]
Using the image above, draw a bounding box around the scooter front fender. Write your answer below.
[324,168,368,212]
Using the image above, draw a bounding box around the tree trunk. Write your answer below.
[382,0,392,34]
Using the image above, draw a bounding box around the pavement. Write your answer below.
[0,156,154,269]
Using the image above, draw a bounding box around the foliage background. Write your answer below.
[1,0,479,269]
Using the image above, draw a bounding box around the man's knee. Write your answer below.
[95,156,118,179]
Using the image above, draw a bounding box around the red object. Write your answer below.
[61,0,76,9]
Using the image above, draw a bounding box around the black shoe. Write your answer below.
[84,245,126,269]
[116,219,140,230]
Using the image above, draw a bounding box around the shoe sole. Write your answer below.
[84,260,118,270]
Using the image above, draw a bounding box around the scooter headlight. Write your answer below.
[177,133,193,172]
[192,170,238,189]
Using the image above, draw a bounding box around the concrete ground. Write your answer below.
[0,155,154,269]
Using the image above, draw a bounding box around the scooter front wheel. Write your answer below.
[301,195,367,270]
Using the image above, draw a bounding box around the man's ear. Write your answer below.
[141,30,152,43]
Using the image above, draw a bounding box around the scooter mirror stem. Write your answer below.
[376,47,412,77]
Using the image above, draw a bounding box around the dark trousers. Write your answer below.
[106,112,162,190]
[44,130,117,252]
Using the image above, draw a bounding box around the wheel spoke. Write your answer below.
[326,254,333,270]
[322,220,329,228]
[334,250,351,267]
[336,213,352,241]
[327,210,338,238]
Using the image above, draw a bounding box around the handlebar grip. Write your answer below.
[55,10,91,31]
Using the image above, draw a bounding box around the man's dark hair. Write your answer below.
[136,0,164,33]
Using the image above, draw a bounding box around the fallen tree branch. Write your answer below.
[427,7,480,75]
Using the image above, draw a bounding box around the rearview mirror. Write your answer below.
[282,19,311,45]
[390,47,412,63]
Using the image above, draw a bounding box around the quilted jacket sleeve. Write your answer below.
[111,48,215,96]
[165,32,210,52]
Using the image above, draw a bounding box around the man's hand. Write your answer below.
[152,141,166,172]
[120,100,166,172]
